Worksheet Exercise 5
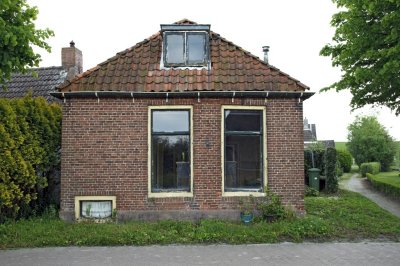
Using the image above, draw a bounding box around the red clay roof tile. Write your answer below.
[59,20,309,92]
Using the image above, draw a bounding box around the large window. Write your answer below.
[163,32,209,67]
[149,108,192,195]
[223,107,266,194]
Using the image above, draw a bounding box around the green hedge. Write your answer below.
[360,162,381,177]
[366,173,400,198]
[325,147,338,193]
[336,149,352,173]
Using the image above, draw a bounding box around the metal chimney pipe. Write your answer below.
[262,46,270,63]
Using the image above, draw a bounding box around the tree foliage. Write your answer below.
[0,0,54,87]
[0,96,61,220]
[321,0,400,114]
[347,115,395,171]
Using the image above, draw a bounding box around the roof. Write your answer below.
[1,67,67,101]
[59,19,309,93]
[304,129,316,142]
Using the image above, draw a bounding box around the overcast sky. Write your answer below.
[29,0,399,141]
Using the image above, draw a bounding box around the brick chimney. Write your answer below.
[62,41,83,80]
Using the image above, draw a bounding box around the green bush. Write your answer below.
[336,149,352,173]
[325,147,338,193]
[256,190,286,222]
[366,173,400,198]
[0,96,61,221]
[360,162,381,177]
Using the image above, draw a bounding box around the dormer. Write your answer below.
[160,22,210,69]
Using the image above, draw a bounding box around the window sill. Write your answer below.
[148,191,193,198]
[222,191,266,197]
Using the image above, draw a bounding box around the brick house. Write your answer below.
[52,19,313,221]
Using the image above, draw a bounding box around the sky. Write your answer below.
[28,0,399,141]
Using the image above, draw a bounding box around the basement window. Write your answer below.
[74,196,116,220]
[163,32,209,67]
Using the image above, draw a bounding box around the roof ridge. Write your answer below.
[174,18,198,25]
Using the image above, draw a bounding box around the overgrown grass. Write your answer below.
[1,190,399,249]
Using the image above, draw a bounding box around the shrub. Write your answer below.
[256,190,285,222]
[325,147,338,193]
[336,149,352,173]
[360,162,381,177]
[366,173,400,198]
[336,160,343,177]
[0,96,61,221]
[305,186,319,197]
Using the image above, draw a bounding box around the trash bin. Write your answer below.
[308,168,320,190]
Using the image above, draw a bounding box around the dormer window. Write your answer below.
[161,24,210,68]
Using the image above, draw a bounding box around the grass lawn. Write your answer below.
[335,142,348,151]
[1,190,399,249]
[372,172,400,189]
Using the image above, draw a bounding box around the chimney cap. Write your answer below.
[262,45,270,52]
[70,40,75,47]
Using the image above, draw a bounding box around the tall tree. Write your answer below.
[321,0,400,114]
[0,0,53,87]
[347,115,395,171]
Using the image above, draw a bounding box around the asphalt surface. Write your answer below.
[1,242,400,266]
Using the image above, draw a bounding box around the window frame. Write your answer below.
[162,31,209,68]
[221,106,267,197]
[74,196,117,220]
[148,106,194,198]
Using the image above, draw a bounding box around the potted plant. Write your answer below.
[239,195,255,224]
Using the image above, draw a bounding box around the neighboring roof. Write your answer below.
[304,129,315,142]
[59,19,309,93]
[1,67,67,101]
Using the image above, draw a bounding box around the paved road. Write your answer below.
[342,174,400,218]
[1,242,400,266]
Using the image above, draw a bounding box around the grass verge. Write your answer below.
[1,190,399,249]
[366,171,400,198]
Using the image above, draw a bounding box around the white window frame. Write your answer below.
[221,105,267,197]
[148,105,194,198]
[74,196,116,220]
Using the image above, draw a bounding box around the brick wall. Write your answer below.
[60,96,304,220]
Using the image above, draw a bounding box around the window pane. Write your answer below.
[152,135,190,191]
[153,110,189,132]
[187,34,206,64]
[166,34,184,64]
[225,110,262,132]
[224,135,262,191]
[81,201,112,218]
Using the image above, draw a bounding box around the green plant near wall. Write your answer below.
[256,189,286,222]
[325,147,338,193]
